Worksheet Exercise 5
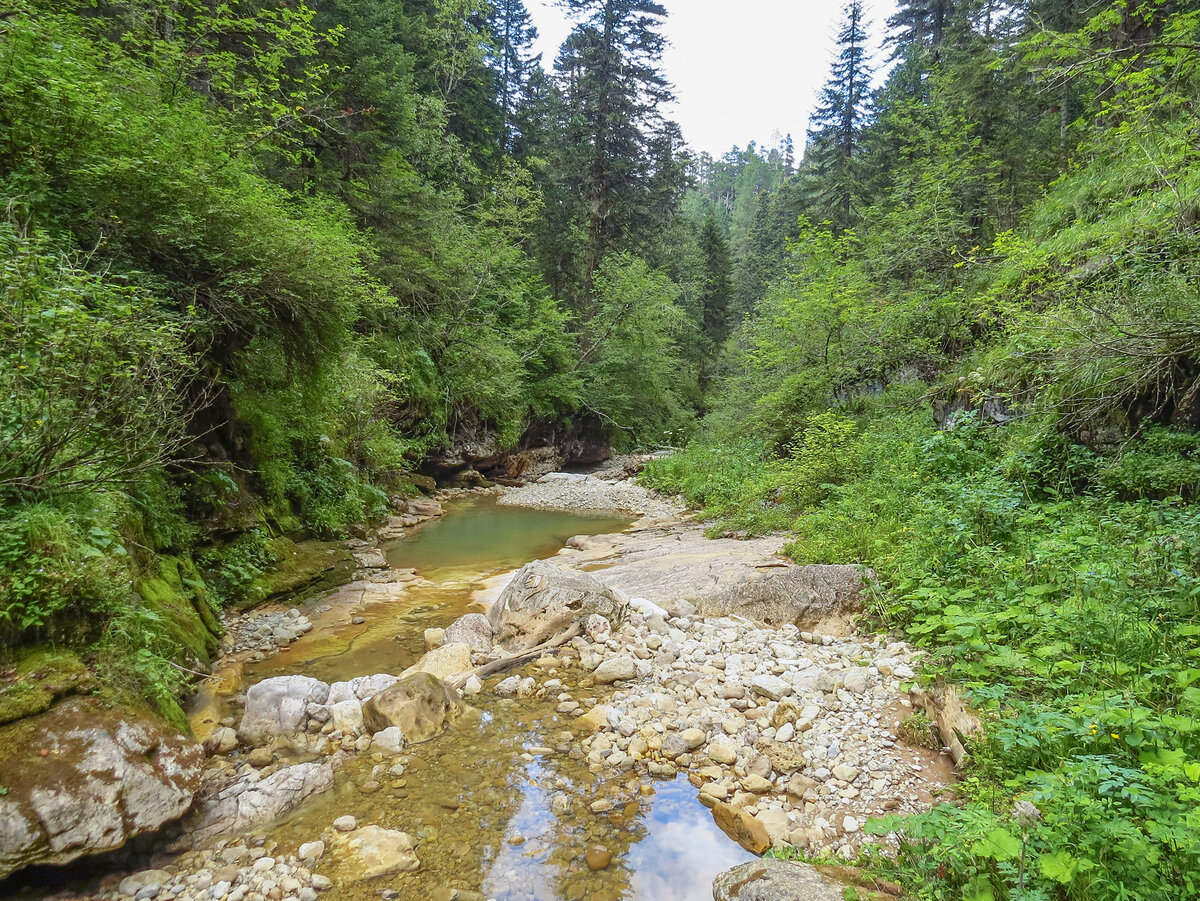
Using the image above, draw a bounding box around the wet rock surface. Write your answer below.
[0,698,202,880]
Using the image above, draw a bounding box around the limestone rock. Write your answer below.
[326,674,398,707]
[442,614,493,654]
[423,628,445,651]
[203,727,239,757]
[754,808,792,846]
[697,564,870,629]
[361,673,466,743]
[494,676,521,699]
[740,774,773,793]
[329,699,364,736]
[750,674,791,702]
[756,738,806,775]
[184,761,334,846]
[0,697,202,880]
[593,656,636,684]
[370,726,405,756]
[487,561,627,652]
[331,825,419,880]
[712,860,848,901]
[843,668,871,694]
[120,870,173,896]
[400,644,473,682]
[707,734,738,765]
[239,675,330,746]
[711,801,771,855]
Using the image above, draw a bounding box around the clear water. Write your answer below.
[246,497,755,900]
[382,496,632,583]
[245,498,632,686]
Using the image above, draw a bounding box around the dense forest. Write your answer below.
[2,0,1199,898]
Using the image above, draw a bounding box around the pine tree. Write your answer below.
[804,0,874,232]
[555,0,676,298]
[486,0,542,150]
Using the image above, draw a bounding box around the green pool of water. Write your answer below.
[383,496,632,584]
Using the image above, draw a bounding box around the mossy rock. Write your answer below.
[136,556,223,664]
[0,647,95,726]
[239,536,353,608]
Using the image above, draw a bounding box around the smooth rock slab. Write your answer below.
[712,860,848,901]
[185,762,334,846]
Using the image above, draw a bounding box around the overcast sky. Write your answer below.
[527,0,898,157]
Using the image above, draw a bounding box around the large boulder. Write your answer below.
[0,697,202,880]
[696,565,870,629]
[361,672,466,743]
[712,860,849,901]
[238,675,330,747]
[487,561,627,652]
[443,613,493,653]
[185,761,334,847]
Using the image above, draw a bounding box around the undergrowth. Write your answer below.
[643,403,1200,900]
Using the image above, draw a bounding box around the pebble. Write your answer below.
[333,815,358,832]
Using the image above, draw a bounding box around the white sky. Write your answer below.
[528,0,898,157]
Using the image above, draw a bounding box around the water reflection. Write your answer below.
[481,764,754,901]
[627,782,756,900]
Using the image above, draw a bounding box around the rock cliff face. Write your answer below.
[0,697,203,880]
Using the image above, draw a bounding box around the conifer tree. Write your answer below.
[486,0,542,150]
[698,208,733,343]
[804,0,874,232]
[887,0,957,61]
[555,0,677,298]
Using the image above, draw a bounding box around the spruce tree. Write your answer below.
[555,0,676,298]
[804,0,874,232]
[887,0,957,62]
[486,0,542,151]
[698,208,733,343]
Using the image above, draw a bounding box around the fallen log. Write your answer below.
[447,622,582,690]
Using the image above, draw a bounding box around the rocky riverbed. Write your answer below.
[4,472,959,901]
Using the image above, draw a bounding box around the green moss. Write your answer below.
[135,556,222,663]
[0,647,94,726]
[240,536,353,608]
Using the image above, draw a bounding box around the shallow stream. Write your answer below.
[247,497,753,900]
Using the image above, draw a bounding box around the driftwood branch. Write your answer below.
[448,622,582,690]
